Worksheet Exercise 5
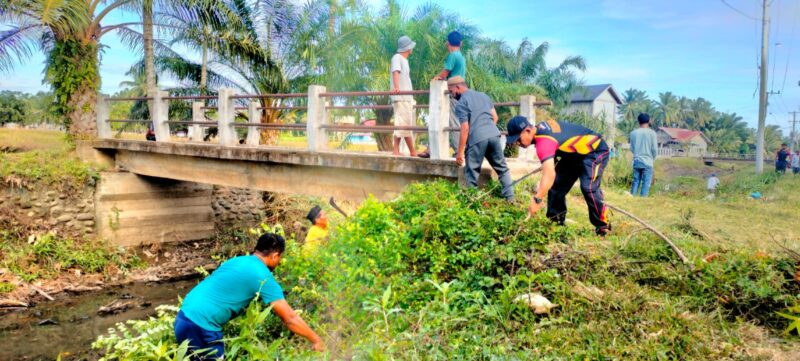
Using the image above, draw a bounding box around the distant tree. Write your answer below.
[655,92,682,128]
[0,91,26,124]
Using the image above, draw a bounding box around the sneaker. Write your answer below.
[417,152,430,158]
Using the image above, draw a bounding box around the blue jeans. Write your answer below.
[174,311,224,360]
[631,160,653,197]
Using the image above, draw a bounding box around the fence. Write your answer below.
[96,81,550,160]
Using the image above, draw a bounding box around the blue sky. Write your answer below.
[1,0,798,132]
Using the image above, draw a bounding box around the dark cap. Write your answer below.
[306,205,322,224]
[447,31,462,46]
[637,113,650,124]
[505,115,532,145]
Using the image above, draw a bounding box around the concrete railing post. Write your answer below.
[307,85,328,151]
[152,89,170,141]
[516,95,537,160]
[246,100,260,146]
[520,95,536,123]
[217,87,236,146]
[190,102,204,141]
[96,94,112,139]
[427,80,450,160]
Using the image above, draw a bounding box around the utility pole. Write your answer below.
[755,0,770,173]
[790,111,799,152]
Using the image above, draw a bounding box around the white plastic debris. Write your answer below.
[514,292,557,314]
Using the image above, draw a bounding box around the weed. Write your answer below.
[0,281,15,293]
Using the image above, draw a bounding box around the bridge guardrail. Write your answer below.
[96,81,551,160]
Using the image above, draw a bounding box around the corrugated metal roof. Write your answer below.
[569,84,622,104]
[658,127,713,144]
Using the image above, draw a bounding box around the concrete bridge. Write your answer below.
[84,80,545,246]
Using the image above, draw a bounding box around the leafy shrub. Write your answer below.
[95,181,800,360]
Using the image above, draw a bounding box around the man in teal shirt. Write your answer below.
[175,233,323,359]
[434,31,467,153]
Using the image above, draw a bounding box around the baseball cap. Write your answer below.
[447,31,462,46]
[505,116,532,144]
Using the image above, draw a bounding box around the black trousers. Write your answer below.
[546,146,610,232]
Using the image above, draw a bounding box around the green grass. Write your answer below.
[94,180,800,360]
[0,281,15,293]
[0,212,145,282]
[0,129,102,190]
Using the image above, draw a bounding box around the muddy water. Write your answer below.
[0,279,198,361]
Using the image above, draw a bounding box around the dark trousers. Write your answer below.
[546,147,610,233]
[464,135,514,201]
[174,311,224,360]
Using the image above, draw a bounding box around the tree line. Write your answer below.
[0,0,584,145]
[618,88,787,154]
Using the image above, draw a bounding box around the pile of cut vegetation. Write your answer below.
[95,181,800,360]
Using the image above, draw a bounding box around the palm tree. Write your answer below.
[655,92,681,128]
[684,97,714,130]
[619,88,649,123]
[0,0,144,137]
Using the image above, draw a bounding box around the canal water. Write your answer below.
[0,279,198,360]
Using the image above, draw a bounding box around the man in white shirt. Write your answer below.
[390,35,417,156]
[707,173,720,193]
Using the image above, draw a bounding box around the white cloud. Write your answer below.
[584,65,649,87]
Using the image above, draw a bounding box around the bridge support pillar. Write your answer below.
[246,100,261,146]
[307,85,328,151]
[428,80,450,160]
[95,172,214,247]
[152,89,170,141]
[96,94,112,139]
[218,88,237,146]
[190,102,204,141]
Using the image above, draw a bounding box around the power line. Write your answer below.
[720,0,760,21]
[780,0,797,93]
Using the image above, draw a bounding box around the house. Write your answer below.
[657,127,712,156]
[564,84,623,146]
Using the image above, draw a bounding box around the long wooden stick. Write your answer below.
[606,203,689,264]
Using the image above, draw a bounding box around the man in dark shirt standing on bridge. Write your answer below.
[506,116,611,236]
[448,76,514,202]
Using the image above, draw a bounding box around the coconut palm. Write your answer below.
[655,92,682,128]
[0,0,149,137]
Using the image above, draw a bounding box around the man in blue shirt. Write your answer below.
[629,113,658,197]
[448,76,514,201]
[175,233,323,359]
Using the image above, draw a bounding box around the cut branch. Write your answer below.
[606,203,689,264]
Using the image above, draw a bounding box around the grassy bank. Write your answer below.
[94,177,800,360]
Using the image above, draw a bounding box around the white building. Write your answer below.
[564,84,622,145]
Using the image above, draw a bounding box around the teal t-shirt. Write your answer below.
[181,255,284,331]
[444,50,466,79]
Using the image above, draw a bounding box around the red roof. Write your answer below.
[659,127,711,144]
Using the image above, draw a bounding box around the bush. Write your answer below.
[0,149,101,191]
[94,181,800,360]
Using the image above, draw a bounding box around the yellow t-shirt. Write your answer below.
[303,225,328,254]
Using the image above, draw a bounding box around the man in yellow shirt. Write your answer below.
[303,205,328,253]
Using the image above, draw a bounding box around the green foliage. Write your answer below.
[778,303,800,336]
[0,227,144,282]
[45,40,100,128]
[0,281,15,293]
[0,149,102,190]
[0,90,27,124]
[604,155,634,189]
[95,181,800,359]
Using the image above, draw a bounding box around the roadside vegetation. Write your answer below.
[0,129,102,191]
[94,165,800,360]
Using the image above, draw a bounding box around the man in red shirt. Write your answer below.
[505,116,611,236]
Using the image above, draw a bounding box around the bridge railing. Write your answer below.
[96,81,550,160]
